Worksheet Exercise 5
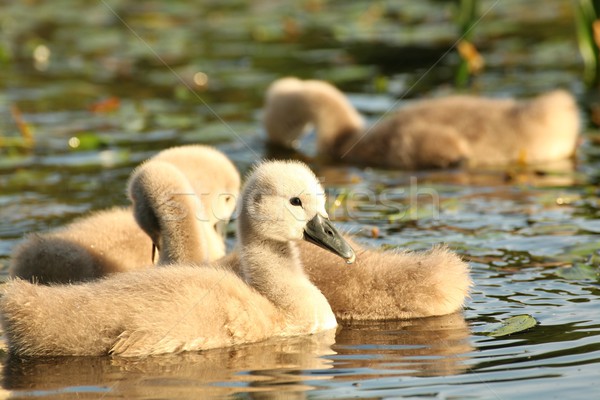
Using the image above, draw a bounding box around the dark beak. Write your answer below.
[303,214,356,264]
[214,220,228,240]
[151,243,159,264]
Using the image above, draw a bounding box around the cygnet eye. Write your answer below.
[289,197,302,207]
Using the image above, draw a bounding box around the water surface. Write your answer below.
[0,0,599,398]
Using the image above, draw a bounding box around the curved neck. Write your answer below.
[304,81,364,155]
[130,162,207,266]
[155,193,207,265]
[240,229,337,332]
[238,213,312,311]
[265,79,364,157]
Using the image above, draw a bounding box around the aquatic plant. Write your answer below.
[454,0,483,87]
[575,0,600,86]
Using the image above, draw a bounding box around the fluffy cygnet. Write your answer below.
[9,145,239,283]
[9,148,471,320]
[264,77,580,169]
[135,155,470,320]
[0,161,355,357]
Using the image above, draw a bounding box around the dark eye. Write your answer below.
[289,197,302,207]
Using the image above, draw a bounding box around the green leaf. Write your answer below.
[556,263,600,280]
[575,0,600,86]
[486,314,538,337]
[456,0,479,38]
[68,132,107,151]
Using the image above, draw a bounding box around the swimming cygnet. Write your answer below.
[12,151,470,320]
[264,77,580,169]
[219,238,470,321]
[9,143,470,320]
[0,161,355,357]
[132,158,470,320]
[9,144,239,283]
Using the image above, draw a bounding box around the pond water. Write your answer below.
[1,0,600,398]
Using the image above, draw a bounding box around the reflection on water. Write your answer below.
[1,0,599,398]
[2,331,336,399]
[1,314,472,399]
[331,313,472,378]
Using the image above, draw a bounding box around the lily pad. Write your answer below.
[556,263,600,280]
[486,314,538,337]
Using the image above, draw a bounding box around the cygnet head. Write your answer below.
[264,77,311,148]
[239,160,355,263]
[152,145,241,237]
[128,160,208,264]
[264,77,364,152]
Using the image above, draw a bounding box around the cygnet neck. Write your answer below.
[130,162,207,266]
[156,196,207,265]
[237,213,308,311]
[304,81,364,157]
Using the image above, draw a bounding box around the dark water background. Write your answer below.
[1,0,599,398]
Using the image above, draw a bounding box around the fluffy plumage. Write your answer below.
[221,239,471,321]
[300,239,471,320]
[9,145,239,283]
[1,161,350,357]
[8,147,471,320]
[128,160,210,266]
[9,208,149,283]
[264,77,580,168]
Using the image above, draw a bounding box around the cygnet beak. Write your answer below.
[151,243,159,264]
[303,214,356,264]
[214,220,229,240]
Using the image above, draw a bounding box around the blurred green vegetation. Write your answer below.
[0,0,582,155]
[575,0,600,86]
[454,0,480,87]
